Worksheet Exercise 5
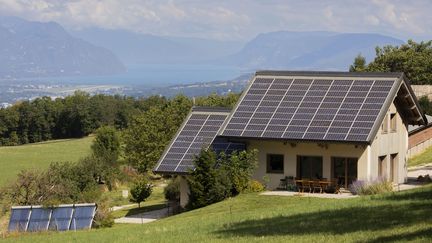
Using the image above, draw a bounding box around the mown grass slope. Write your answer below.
[409,145,432,167]
[5,184,432,242]
[0,137,93,186]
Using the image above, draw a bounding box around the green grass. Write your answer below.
[4,184,432,242]
[409,145,432,167]
[0,137,93,186]
[111,186,166,219]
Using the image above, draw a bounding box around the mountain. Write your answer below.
[71,28,244,65]
[221,31,404,70]
[0,16,126,79]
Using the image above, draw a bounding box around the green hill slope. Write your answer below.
[0,137,93,186]
[5,184,432,242]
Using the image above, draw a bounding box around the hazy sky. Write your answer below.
[1,0,431,41]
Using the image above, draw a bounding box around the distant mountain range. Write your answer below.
[71,28,244,65]
[0,16,125,79]
[221,31,404,70]
[0,16,406,81]
[73,28,404,71]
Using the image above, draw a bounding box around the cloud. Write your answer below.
[0,0,431,40]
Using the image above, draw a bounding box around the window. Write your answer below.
[390,113,397,132]
[381,114,388,133]
[297,156,323,179]
[331,157,358,188]
[266,154,284,173]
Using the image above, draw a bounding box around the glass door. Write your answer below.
[332,157,358,188]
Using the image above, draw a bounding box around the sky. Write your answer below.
[0,0,431,41]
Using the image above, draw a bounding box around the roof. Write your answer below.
[409,115,432,134]
[153,106,232,174]
[219,71,426,144]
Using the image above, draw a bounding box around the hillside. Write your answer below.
[72,28,244,65]
[222,31,404,70]
[0,137,93,186]
[0,16,126,78]
[3,185,432,242]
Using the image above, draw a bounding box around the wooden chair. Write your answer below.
[331,178,341,194]
[295,179,304,193]
[312,179,322,193]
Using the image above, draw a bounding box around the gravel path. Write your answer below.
[114,207,169,224]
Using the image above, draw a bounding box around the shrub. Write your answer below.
[129,178,152,207]
[93,200,114,228]
[246,180,265,192]
[164,177,180,202]
[349,178,393,195]
[187,149,258,209]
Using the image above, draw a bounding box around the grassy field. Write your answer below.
[0,137,93,186]
[409,146,432,167]
[4,184,432,242]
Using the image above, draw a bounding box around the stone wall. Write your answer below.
[412,85,432,100]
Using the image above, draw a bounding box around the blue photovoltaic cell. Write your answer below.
[221,76,396,142]
[49,207,73,231]
[8,204,96,232]
[8,207,31,232]
[70,205,96,230]
[27,208,51,232]
[154,108,231,173]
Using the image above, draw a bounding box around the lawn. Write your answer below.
[4,184,432,242]
[409,146,432,167]
[0,137,93,186]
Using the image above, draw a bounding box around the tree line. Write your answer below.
[0,91,240,146]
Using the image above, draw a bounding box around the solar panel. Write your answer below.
[221,75,397,143]
[8,206,31,232]
[8,203,96,232]
[70,205,96,230]
[27,207,51,231]
[49,207,73,231]
[154,107,231,173]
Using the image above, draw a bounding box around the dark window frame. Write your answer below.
[390,113,397,132]
[266,154,284,174]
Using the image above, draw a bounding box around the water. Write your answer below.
[7,64,248,87]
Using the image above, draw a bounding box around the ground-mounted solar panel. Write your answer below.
[220,72,399,143]
[27,207,51,231]
[49,206,74,231]
[70,204,96,230]
[154,107,232,173]
[8,203,96,232]
[8,206,31,232]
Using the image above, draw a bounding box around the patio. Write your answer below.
[260,191,357,199]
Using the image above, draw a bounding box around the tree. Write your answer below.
[350,40,432,85]
[349,54,367,72]
[129,179,152,207]
[91,126,121,164]
[123,94,192,173]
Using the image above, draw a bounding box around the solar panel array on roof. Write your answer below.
[154,108,231,173]
[221,76,396,142]
[211,137,246,155]
[8,204,96,232]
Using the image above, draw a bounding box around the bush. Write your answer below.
[349,178,393,195]
[129,178,152,207]
[164,177,180,202]
[246,180,265,192]
[93,201,114,228]
[187,149,258,209]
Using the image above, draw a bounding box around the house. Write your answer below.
[154,71,426,207]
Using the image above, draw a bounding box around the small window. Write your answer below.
[390,113,397,132]
[382,114,388,133]
[267,154,284,174]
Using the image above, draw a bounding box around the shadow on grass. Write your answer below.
[379,186,432,202]
[124,203,166,217]
[365,228,432,243]
[215,201,431,238]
